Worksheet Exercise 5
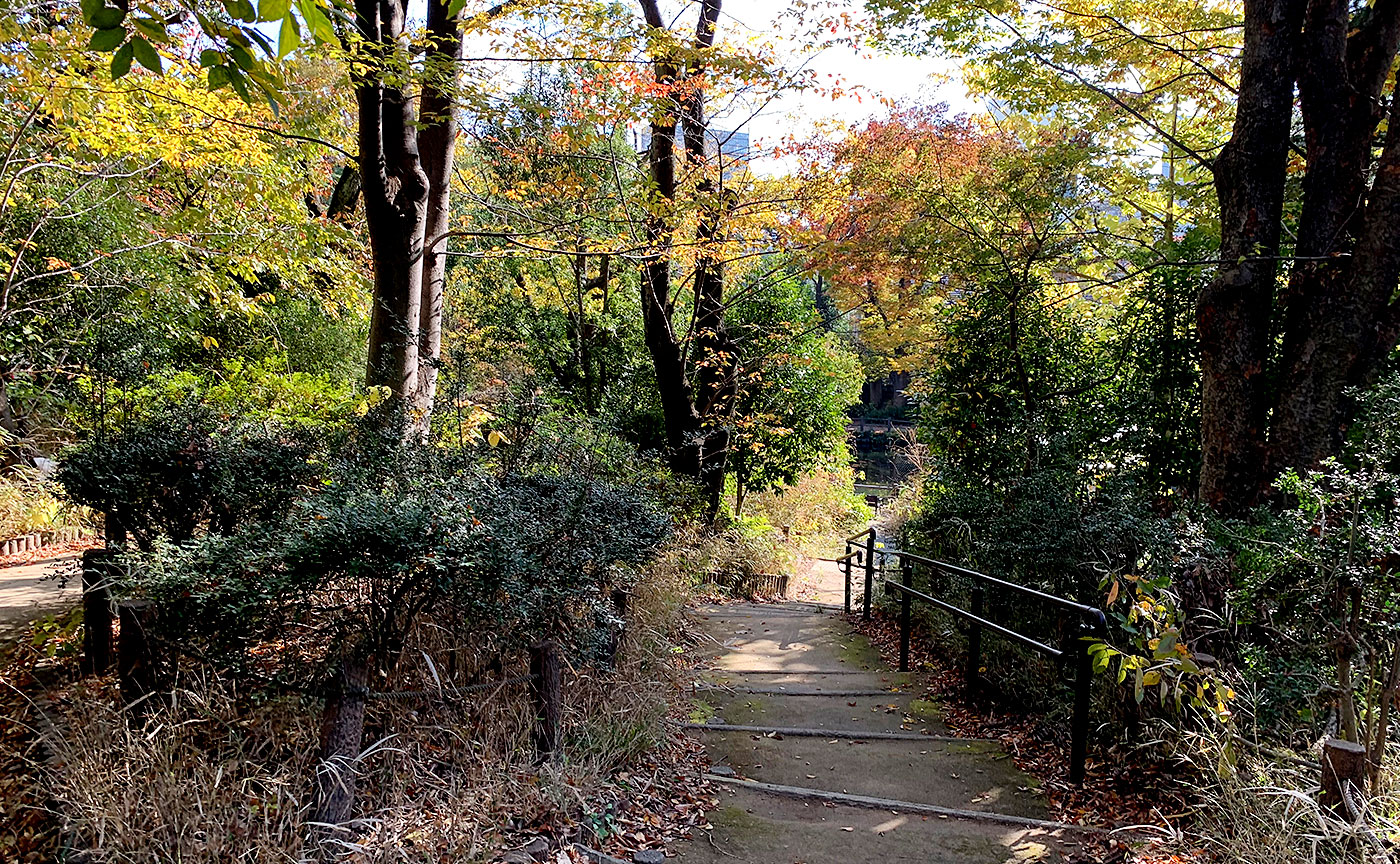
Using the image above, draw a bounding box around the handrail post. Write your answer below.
[898,559,912,672]
[1070,629,1093,785]
[862,530,875,621]
[966,586,983,699]
[842,544,852,614]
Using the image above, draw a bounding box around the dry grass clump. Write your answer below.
[0,473,93,540]
[744,466,871,559]
[46,673,319,860]
[1168,732,1400,864]
[21,535,706,863]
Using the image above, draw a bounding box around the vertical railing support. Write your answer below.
[966,586,984,699]
[81,548,113,675]
[842,545,852,614]
[862,530,875,621]
[898,560,912,672]
[1070,631,1093,785]
[529,640,562,760]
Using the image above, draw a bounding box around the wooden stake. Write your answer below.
[116,601,157,708]
[81,549,113,675]
[529,640,562,758]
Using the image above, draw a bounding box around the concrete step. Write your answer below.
[671,782,1076,863]
[691,687,944,734]
[699,730,1048,820]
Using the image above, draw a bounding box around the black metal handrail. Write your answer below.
[892,551,1102,784]
[842,542,1106,785]
[841,528,878,620]
[885,580,1066,658]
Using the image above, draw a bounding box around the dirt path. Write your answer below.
[672,560,1084,863]
[0,555,81,640]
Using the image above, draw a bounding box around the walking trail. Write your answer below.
[671,560,1084,863]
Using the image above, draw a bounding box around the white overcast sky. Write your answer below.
[449,0,985,171]
[711,0,982,168]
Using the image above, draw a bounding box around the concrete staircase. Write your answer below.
[672,566,1090,863]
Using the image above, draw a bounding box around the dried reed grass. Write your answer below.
[25,533,706,863]
[1169,731,1400,864]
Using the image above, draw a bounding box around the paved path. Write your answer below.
[0,556,81,639]
[674,561,1080,863]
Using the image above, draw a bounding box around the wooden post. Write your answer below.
[1320,738,1368,819]
[605,588,629,666]
[529,640,562,759]
[81,549,113,675]
[117,600,158,708]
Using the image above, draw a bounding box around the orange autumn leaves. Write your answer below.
[793,109,1008,364]
[791,108,1105,367]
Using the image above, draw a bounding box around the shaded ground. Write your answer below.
[673,560,1089,863]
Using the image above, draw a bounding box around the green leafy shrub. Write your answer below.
[107,406,672,689]
[58,401,323,548]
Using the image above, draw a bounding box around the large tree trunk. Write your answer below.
[1198,0,1400,519]
[1265,0,1400,479]
[358,0,429,401]
[1196,0,1303,514]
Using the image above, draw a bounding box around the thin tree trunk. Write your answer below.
[1368,637,1400,790]
[638,0,727,495]
[413,0,461,428]
[639,0,704,476]
[314,654,370,828]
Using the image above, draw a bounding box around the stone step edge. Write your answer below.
[705,774,1108,835]
[680,721,993,743]
[695,686,908,697]
[701,669,904,675]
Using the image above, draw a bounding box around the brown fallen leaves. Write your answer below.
[501,730,719,862]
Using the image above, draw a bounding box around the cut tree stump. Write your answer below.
[1320,737,1367,819]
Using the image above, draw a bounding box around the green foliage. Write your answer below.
[57,400,325,547]
[728,270,864,505]
[1092,567,1233,720]
[1225,452,1400,746]
[93,396,673,687]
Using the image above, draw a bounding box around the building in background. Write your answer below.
[633,126,751,178]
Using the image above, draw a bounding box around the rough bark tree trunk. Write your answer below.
[1197,0,1303,513]
[313,654,370,829]
[1198,0,1400,513]
[638,0,729,505]
[358,0,429,401]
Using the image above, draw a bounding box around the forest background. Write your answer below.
[2,0,1400,860]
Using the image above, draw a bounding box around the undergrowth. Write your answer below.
[2,531,711,863]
